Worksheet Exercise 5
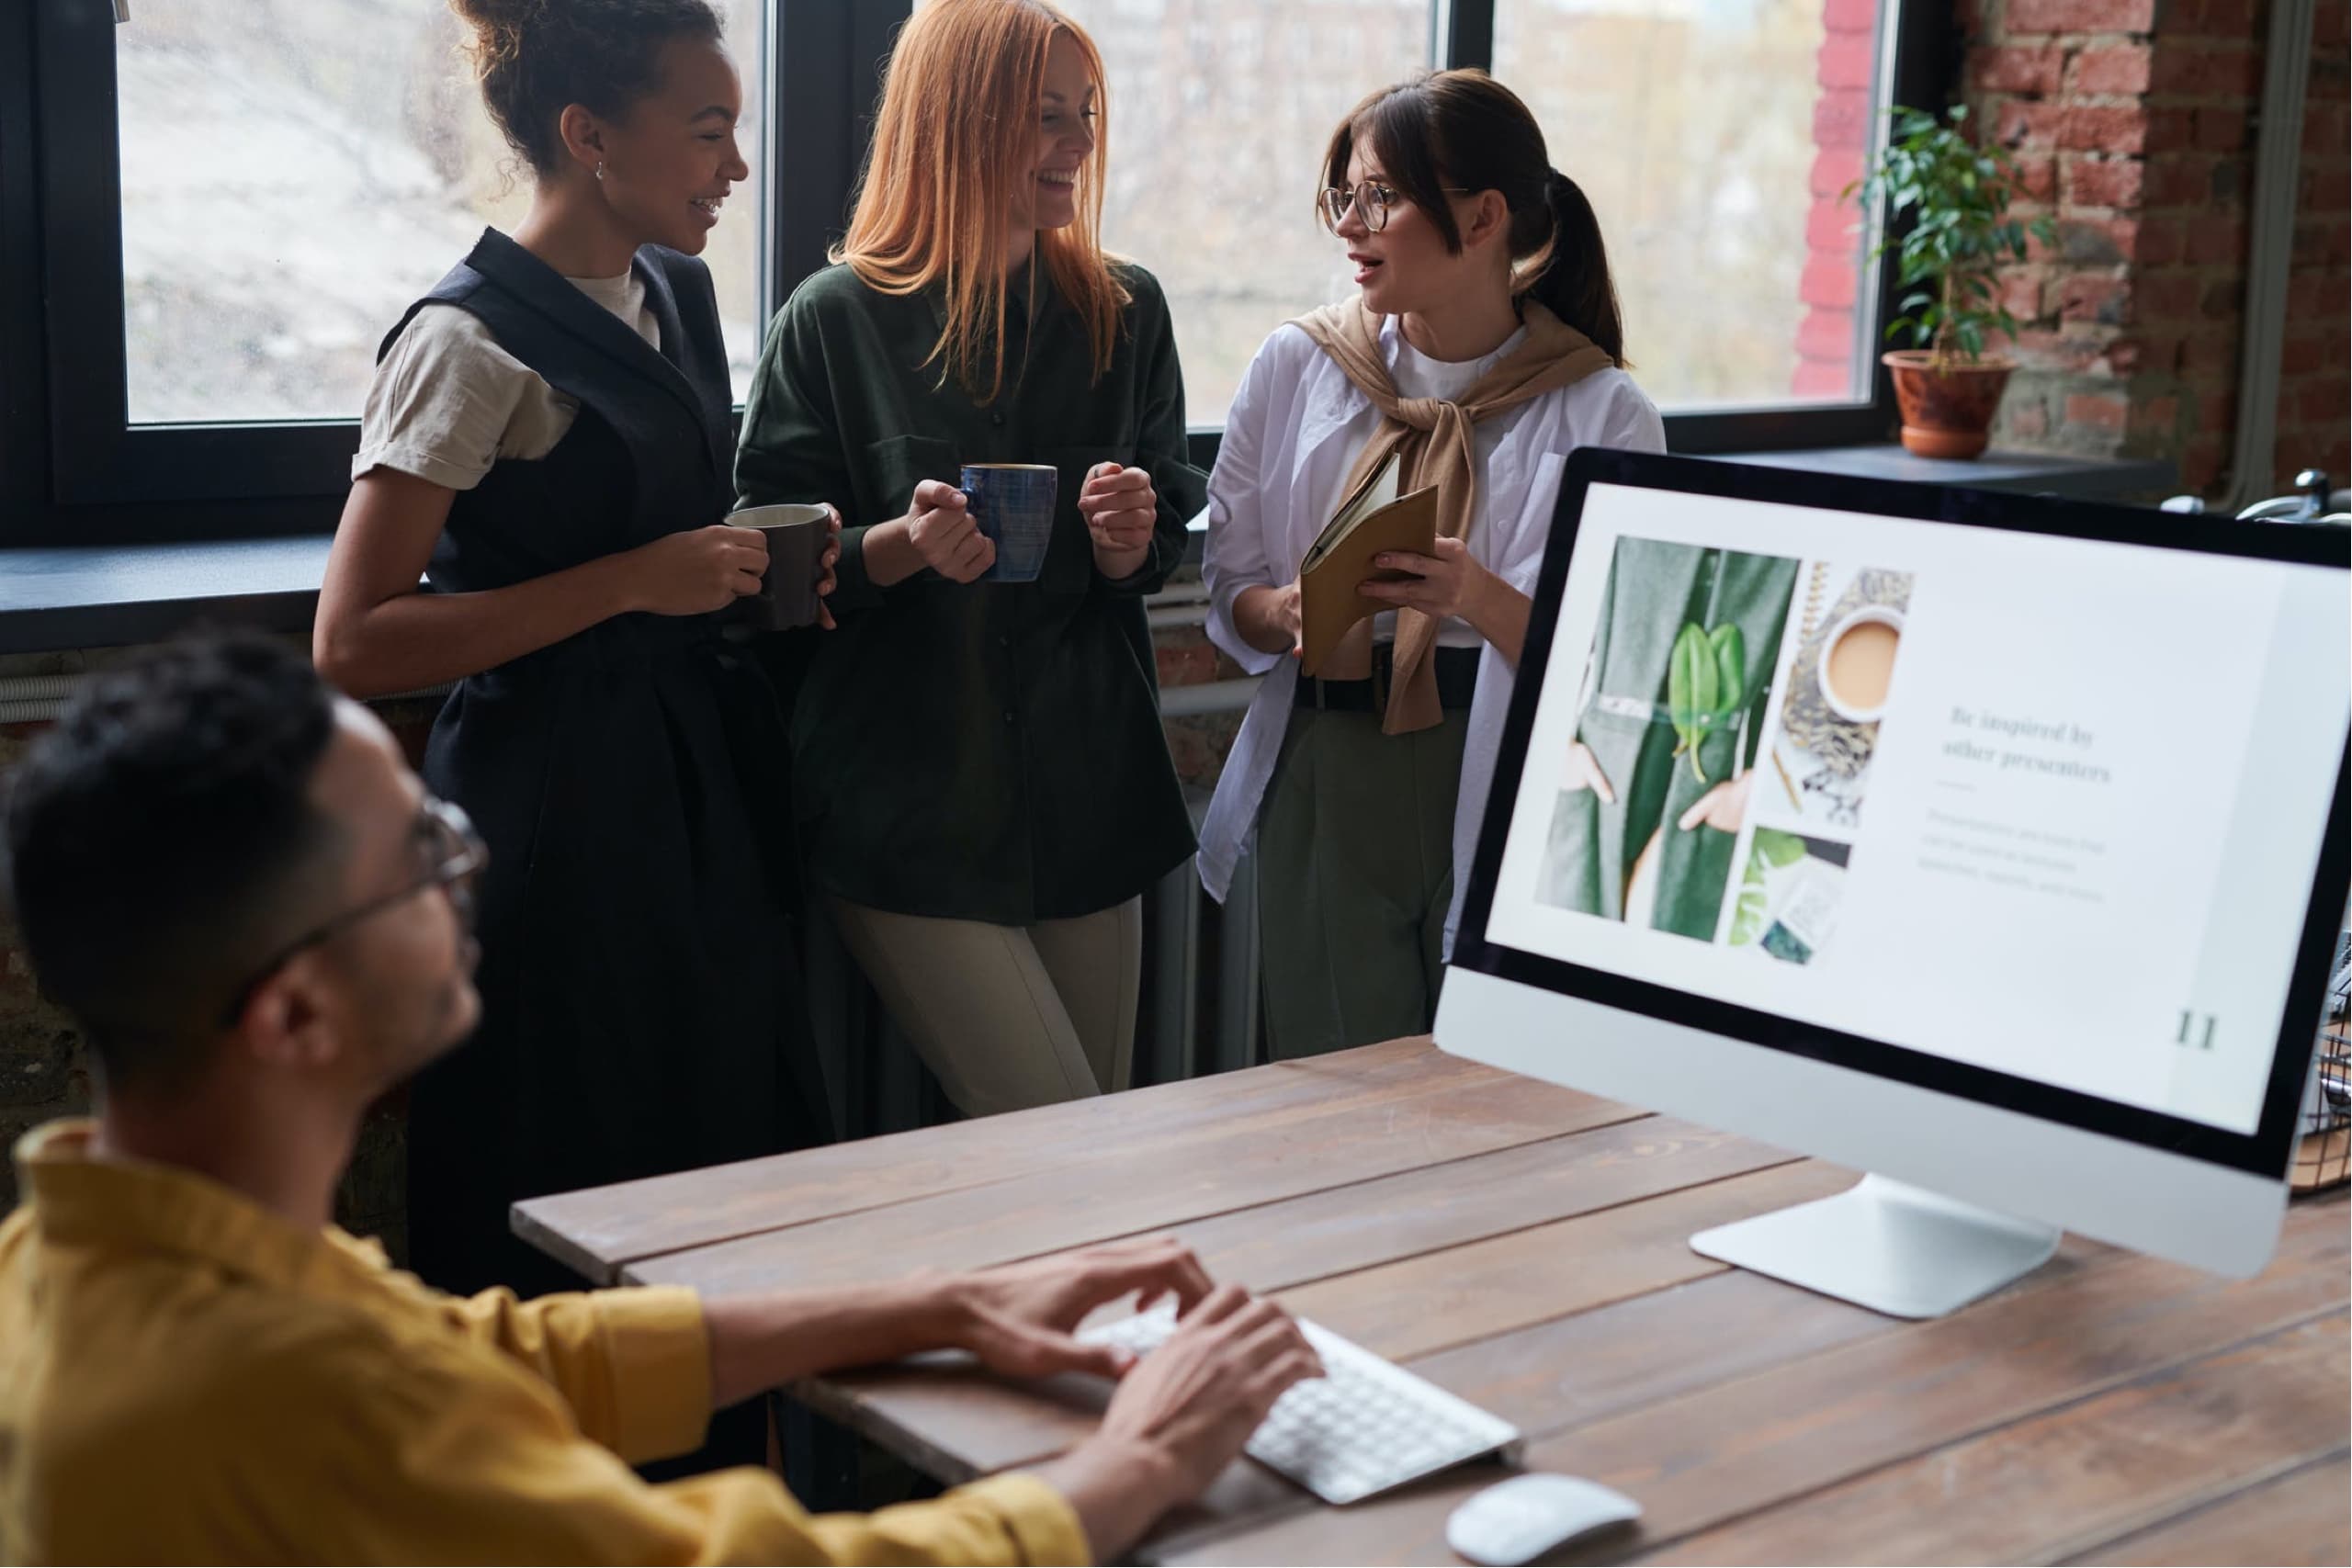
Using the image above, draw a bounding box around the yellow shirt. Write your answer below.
[0,1122,1090,1565]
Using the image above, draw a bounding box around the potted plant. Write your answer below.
[1847,105,2055,459]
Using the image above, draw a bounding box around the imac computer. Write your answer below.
[1438,448,2350,1318]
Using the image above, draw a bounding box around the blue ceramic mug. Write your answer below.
[960,463,1058,584]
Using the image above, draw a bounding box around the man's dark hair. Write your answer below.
[1,634,346,1091]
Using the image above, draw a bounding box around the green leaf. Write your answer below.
[1668,622,1718,786]
[1668,622,1718,736]
[1853,101,2042,366]
[1709,624,1747,719]
[1731,829,1807,946]
[1731,880,1770,946]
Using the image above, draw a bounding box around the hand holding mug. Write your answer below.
[813,505,843,629]
[904,479,996,584]
[629,524,767,616]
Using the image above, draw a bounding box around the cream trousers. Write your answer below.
[828,897,1142,1118]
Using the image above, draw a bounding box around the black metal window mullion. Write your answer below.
[34,1,364,511]
[1439,0,1497,72]
[769,1,910,317]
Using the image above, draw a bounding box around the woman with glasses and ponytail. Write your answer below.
[1198,69,1665,1060]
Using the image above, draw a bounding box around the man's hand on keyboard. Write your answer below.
[1034,1283,1323,1558]
[945,1236,1216,1381]
[1096,1284,1325,1495]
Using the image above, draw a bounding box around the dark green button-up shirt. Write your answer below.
[735,260,1205,924]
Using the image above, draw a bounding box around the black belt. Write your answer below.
[1295,644,1481,712]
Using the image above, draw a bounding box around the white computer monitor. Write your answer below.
[1439,448,2351,1318]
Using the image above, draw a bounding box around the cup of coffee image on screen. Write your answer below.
[1763,565,1917,830]
[1536,539,1799,940]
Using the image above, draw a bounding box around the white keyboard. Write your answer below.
[1079,1300,1521,1505]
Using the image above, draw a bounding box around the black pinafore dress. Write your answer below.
[392,228,829,1296]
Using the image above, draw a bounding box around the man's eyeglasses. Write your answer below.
[217,795,488,1028]
[1317,179,1476,235]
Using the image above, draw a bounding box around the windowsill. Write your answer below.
[1698,445,2177,496]
[0,535,333,657]
[0,446,2177,657]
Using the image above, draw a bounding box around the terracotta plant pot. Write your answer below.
[1883,350,2015,460]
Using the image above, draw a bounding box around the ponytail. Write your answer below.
[1530,168,1626,367]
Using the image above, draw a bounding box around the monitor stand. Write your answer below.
[1690,1174,2061,1319]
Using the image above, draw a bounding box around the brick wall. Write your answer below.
[1795,0,1885,399]
[1801,0,2346,499]
[1970,0,2346,493]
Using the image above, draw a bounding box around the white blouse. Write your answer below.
[1196,312,1667,953]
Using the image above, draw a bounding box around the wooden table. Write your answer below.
[516,1038,2351,1565]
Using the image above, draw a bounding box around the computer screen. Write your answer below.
[1460,458,2350,1158]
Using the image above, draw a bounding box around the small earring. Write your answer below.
[594,161,606,182]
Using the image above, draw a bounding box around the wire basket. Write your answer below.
[2290,925,2351,1196]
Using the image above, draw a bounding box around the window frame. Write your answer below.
[6,0,1949,546]
[1177,0,1955,468]
[3,0,908,547]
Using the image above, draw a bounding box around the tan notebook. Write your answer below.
[1298,453,1441,676]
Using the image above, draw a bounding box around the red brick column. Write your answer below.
[1794,0,1885,398]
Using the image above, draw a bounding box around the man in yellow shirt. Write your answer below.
[0,636,1320,1564]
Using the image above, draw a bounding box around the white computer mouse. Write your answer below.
[1444,1472,1643,1566]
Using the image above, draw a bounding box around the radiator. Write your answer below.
[1137,796,1262,1087]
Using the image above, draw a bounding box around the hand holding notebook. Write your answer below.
[1298,453,1441,676]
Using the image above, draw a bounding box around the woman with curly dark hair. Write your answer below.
[315,0,832,1301]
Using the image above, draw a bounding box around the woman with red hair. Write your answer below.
[736,0,1200,1120]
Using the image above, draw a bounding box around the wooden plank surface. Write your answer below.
[780,1134,1834,1491]
[2063,1450,2352,1567]
[630,1066,1642,1292]
[1271,1160,1855,1361]
[1133,1239,2115,1564]
[1645,1314,2348,1565]
[518,1037,1502,1282]
[1158,1195,2351,1565]
[514,1037,1449,1282]
[1161,1119,1799,1302]
[514,1038,2352,1564]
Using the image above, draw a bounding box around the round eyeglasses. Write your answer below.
[216,795,488,1028]
[1317,178,1476,234]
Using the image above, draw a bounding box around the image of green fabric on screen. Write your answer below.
[1538,539,1797,939]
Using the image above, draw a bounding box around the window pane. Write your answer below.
[1494,0,1888,409]
[118,1,768,425]
[912,0,1434,424]
[1079,1,1434,423]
